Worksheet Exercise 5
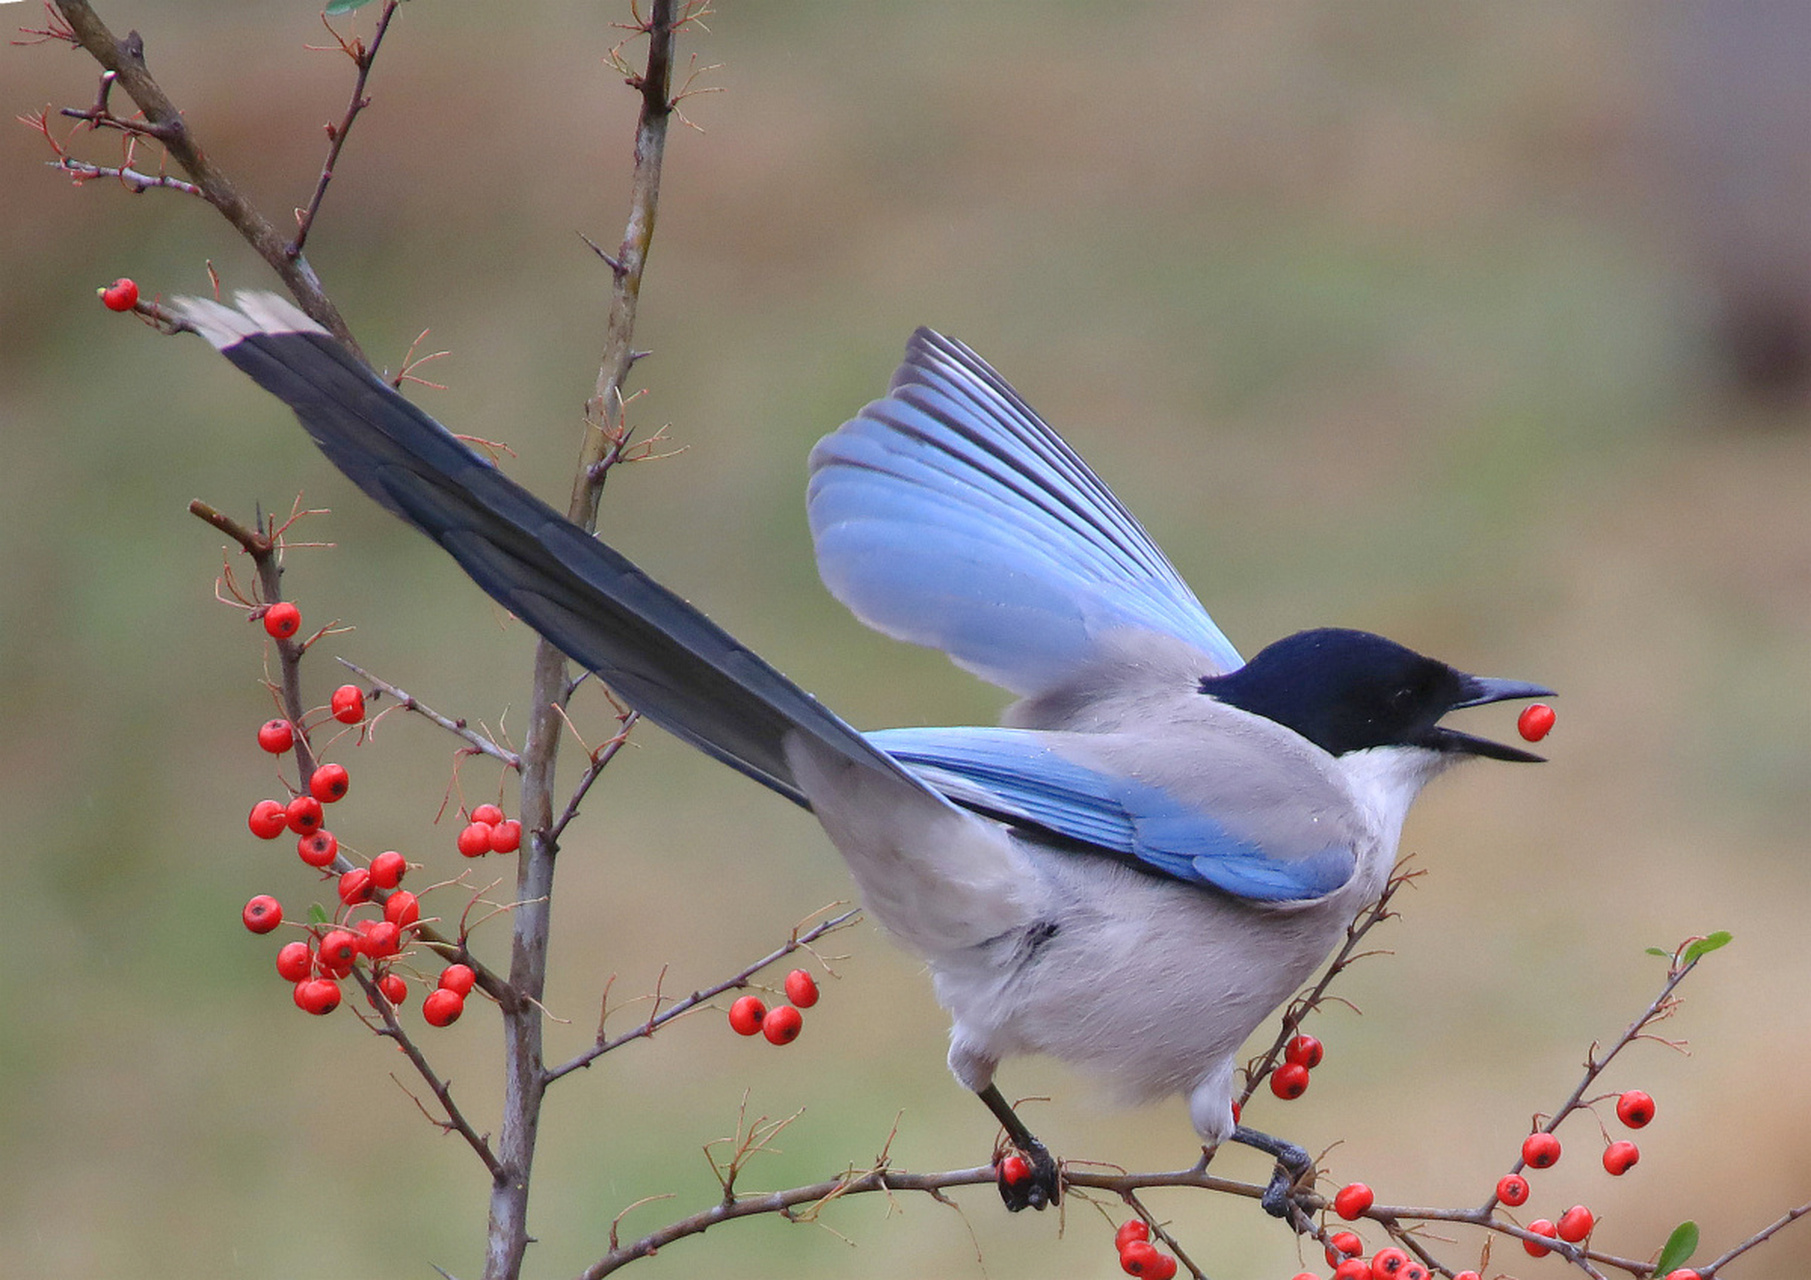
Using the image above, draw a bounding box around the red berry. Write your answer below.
[329,684,365,724]
[1616,1089,1655,1129]
[1522,1131,1562,1169]
[297,829,338,868]
[1455,1273,1482,1280]
[285,795,324,835]
[1400,1267,1428,1280]
[1143,1255,1177,1280]
[489,819,522,854]
[438,963,477,997]
[383,889,421,929]
[1284,1033,1324,1069]
[763,1004,803,1045]
[309,763,349,803]
[337,867,374,905]
[99,277,139,311]
[248,799,288,839]
[1663,1272,1702,1280]
[784,969,820,1008]
[262,601,301,640]
[241,894,283,933]
[1370,1246,1410,1278]
[369,850,407,889]
[296,977,341,1015]
[1119,1242,1163,1277]
[728,994,766,1035]
[257,719,294,753]
[376,972,409,1006]
[359,920,401,958]
[1334,1182,1374,1219]
[1517,703,1556,742]
[317,929,359,976]
[422,987,465,1027]
[471,803,505,826]
[1114,1220,1149,1252]
[1524,1219,1557,1257]
[999,1154,1030,1186]
[276,940,313,983]
[1496,1172,1530,1206]
[1557,1204,1594,1243]
[1327,1230,1363,1263]
[1292,1273,1323,1280]
[1270,1062,1310,1099]
[1334,1261,1371,1280]
[1603,1139,1640,1175]
[456,821,493,857]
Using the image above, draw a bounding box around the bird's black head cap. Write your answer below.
[1199,628,1551,761]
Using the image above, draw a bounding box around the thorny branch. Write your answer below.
[350,966,504,1182]
[543,907,862,1084]
[291,1,399,259]
[337,657,524,770]
[48,0,366,356]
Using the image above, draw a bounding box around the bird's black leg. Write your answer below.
[978,1084,1061,1211]
[1231,1124,1314,1225]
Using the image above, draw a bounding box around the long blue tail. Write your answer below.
[173,292,921,809]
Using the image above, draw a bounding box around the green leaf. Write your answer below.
[324,0,376,13]
[308,902,330,926]
[1653,1220,1699,1275]
[1646,947,1671,957]
[1682,931,1733,965]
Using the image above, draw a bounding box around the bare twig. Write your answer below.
[291,1,399,258]
[350,966,504,1181]
[337,657,523,769]
[543,907,861,1083]
[49,0,365,356]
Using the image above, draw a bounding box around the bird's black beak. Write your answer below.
[1424,675,1555,763]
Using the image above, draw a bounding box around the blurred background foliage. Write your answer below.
[5,2,1811,1277]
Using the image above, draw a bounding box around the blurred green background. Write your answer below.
[6,2,1811,1277]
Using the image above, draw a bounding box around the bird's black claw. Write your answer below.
[996,1140,1062,1211]
[1232,1124,1315,1228]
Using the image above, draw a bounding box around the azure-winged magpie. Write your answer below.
[172,292,1550,1217]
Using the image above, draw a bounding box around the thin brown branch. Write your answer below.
[545,710,639,845]
[1234,860,1417,1113]
[578,1161,1268,1280]
[49,0,365,357]
[290,1,399,259]
[543,907,862,1083]
[337,657,522,769]
[350,967,504,1181]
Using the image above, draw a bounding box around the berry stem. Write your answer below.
[348,967,503,1180]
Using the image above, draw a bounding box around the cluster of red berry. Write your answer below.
[1314,1239,1434,1280]
[242,867,470,1022]
[1304,1088,1675,1279]
[1112,1220,1178,1279]
[725,969,818,1045]
[1499,1089,1655,1257]
[236,595,492,1025]
[1269,1033,1323,1099]
[455,802,523,858]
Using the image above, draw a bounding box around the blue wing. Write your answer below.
[808,329,1243,697]
[868,726,1355,903]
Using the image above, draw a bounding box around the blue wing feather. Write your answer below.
[809,330,1243,696]
[869,726,1355,903]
